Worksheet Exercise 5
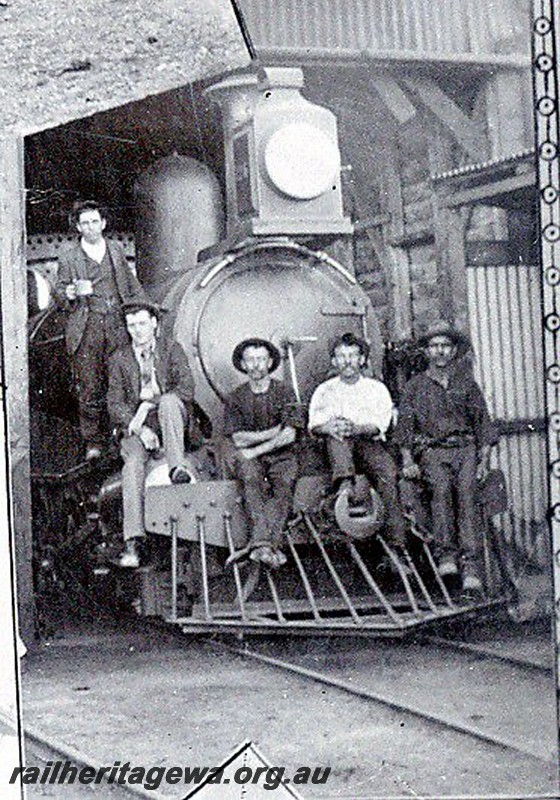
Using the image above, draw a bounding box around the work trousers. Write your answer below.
[74,312,127,447]
[419,444,478,567]
[121,393,188,541]
[326,437,407,547]
[225,444,298,548]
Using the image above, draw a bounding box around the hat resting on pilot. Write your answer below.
[232,338,282,373]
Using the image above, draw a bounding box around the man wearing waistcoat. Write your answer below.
[108,301,196,568]
[54,200,147,460]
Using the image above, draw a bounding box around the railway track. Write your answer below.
[212,629,557,768]
[20,614,558,799]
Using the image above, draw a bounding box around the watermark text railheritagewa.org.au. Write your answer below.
[10,761,331,791]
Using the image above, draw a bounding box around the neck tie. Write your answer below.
[139,347,154,398]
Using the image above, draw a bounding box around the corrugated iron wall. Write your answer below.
[467,262,548,568]
[238,0,529,58]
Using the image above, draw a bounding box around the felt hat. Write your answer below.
[232,338,282,373]
[418,320,470,351]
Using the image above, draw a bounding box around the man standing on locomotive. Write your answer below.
[223,338,299,569]
[308,332,407,549]
[54,200,147,461]
[107,300,196,568]
[395,321,496,592]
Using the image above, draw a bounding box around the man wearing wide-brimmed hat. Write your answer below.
[395,320,497,593]
[223,338,299,569]
[107,300,196,568]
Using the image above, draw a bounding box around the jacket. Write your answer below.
[54,239,146,354]
[394,368,497,453]
[107,335,195,433]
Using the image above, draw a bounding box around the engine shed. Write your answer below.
[24,1,534,332]
[1,0,539,638]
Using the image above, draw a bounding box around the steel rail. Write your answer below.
[423,635,553,674]
[214,642,555,766]
[284,531,323,622]
[197,516,212,621]
[303,513,362,625]
[265,570,287,623]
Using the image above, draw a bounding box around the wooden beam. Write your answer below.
[376,132,405,244]
[374,125,407,340]
[386,245,413,341]
[0,335,26,791]
[442,171,535,208]
[436,204,470,330]
[426,121,464,324]
[401,76,488,161]
[0,137,34,642]
[353,212,391,232]
[262,47,531,70]
[369,76,417,124]
[484,70,534,158]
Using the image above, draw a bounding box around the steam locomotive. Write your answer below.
[29,68,509,636]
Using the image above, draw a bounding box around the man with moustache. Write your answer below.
[308,332,407,548]
[223,338,298,568]
[395,321,496,592]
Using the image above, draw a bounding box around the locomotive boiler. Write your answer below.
[30,68,509,636]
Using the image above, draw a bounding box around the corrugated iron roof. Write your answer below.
[237,0,530,63]
[431,148,535,182]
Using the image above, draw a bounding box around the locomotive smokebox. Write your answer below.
[134,154,225,289]
[205,67,352,241]
[165,240,383,426]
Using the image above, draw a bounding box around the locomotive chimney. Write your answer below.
[205,67,352,241]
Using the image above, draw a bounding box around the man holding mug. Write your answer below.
[54,200,147,460]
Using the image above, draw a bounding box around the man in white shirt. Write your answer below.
[308,332,407,547]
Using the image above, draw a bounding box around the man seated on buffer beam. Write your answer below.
[223,338,299,569]
[108,300,196,568]
[308,331,407,550]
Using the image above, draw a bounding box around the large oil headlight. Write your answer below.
[264,122,341,200]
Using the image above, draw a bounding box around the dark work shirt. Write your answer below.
[85,248,120,314]
[223,379,297,437]
[394,368,497,451]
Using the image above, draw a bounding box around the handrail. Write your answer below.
[199,239,356,289]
